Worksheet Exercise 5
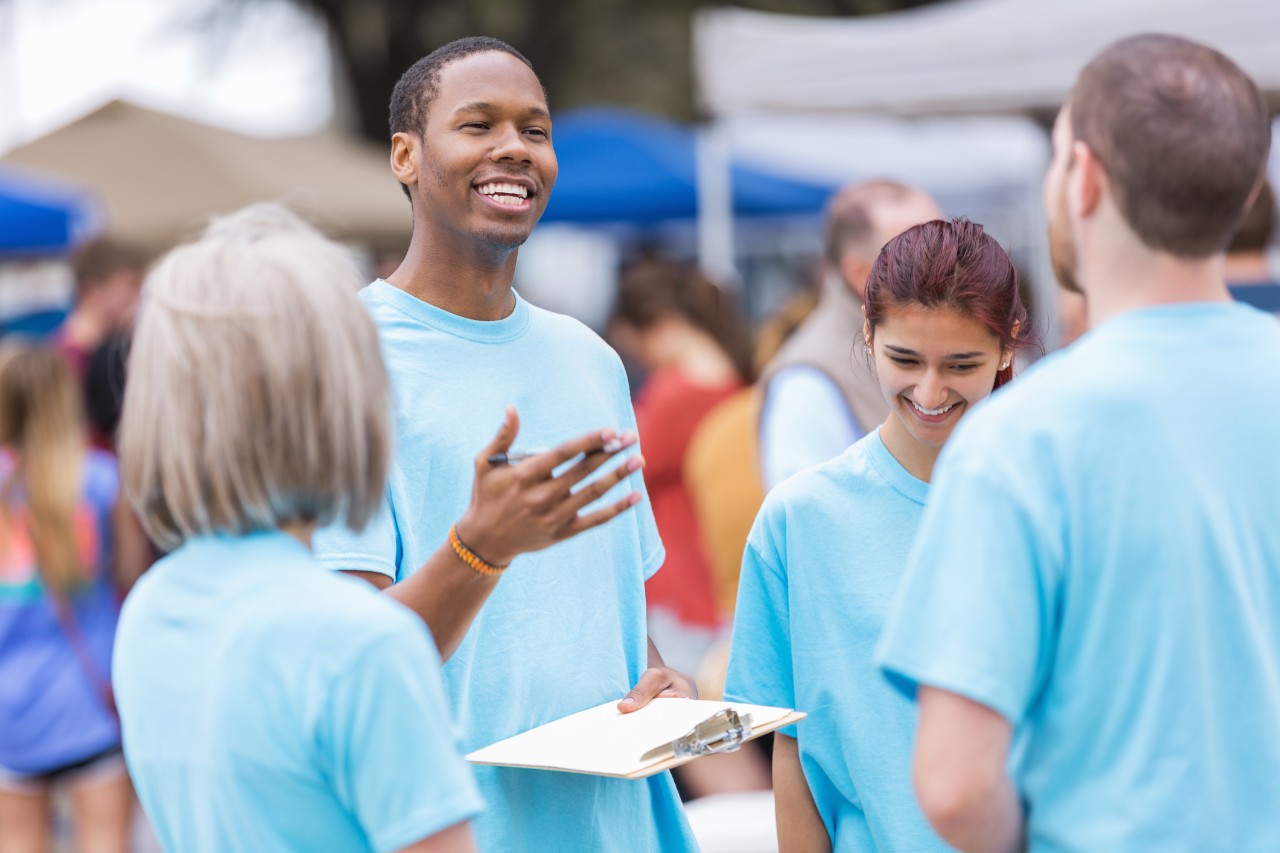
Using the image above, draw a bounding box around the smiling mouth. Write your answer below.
[908,399,958,419]
[475,181,532,207]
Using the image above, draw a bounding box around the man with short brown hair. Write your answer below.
[54,238,145,377]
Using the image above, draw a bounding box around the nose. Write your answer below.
[490,124,532,165]
[913,371,949,411]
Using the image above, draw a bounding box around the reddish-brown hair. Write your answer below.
[864,218,1031,389]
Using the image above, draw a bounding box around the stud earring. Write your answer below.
[1000,360,1010,370]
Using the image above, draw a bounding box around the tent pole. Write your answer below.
[695,123,739,289]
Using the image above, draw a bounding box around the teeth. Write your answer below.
[477,182,528,200]
[910,399,956,417]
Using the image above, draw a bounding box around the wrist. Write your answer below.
[449,522,508,578]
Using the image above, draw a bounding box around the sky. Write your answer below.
[0,0,334,154]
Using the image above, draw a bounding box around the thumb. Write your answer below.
[481,406,520,458]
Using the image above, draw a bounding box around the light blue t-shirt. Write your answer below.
[314,282,696,852]
[878,303,1280,852]
[114,531,481,853]
[725,428,947,852]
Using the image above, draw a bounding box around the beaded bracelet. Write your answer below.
[448,524,508,577]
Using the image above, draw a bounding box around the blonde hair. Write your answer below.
[0,344,88,593]
[119,204,390,551]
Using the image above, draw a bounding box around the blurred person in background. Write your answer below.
[609,259,771,801]
[878,35,1280,851]
[608,258,752,677]
[727,218,1030,852]
[54,240,146,380]
[1224,177,1279,315]
[758,181,940,491]
[0,343,145,853]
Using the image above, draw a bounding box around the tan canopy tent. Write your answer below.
[2,100,410,253]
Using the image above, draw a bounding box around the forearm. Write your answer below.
[773,734,830,853]
[926,776,1022,853]
[385,544,499,661]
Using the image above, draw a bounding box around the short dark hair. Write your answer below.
[71,238,146,298]
[1069,34,1270,257]
[824,180,917,267]
[387,37,536,201]
[389,36,534,139]
[1228,179,1275,255]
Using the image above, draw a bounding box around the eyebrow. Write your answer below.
[453,101,551,120]
[883,345,988,359]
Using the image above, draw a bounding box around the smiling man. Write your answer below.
[311,37,699,852]
[877,34,1279,852]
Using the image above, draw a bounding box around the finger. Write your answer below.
[549,432,639,493]
[523,427,627,481]
[617,668,672,713]
[478,406,520,462]
[560,492,641,539]
[560,456,643,517]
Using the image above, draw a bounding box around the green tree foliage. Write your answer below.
[292,0,943,141]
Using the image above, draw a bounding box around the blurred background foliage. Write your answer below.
[215,0,943,142]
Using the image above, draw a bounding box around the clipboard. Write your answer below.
[466,698,805,780]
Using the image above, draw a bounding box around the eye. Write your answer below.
[461,121,490,131]
[888,356,918,367]
[949,363,979,372]
[524,127,549,139]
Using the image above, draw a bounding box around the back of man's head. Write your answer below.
[1228,178,1275,256]
[1069,34,1270,257]
[824,181,939,269]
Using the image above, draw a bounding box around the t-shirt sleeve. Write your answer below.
[724,505,799,737]
[876,445,1063,725]
[312,491,401,581]
[321,617,483,853]
[760,366,860,491]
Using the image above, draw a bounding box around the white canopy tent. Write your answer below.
[693,0,1280,117]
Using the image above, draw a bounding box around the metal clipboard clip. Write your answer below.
[642,708,754,762]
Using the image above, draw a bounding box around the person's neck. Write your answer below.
[61,308,106,350]
[1078,235,1230,329]
[1222,252,1273,285]
[879,414,939,483]
[280,520,316,549]
[388,231,521,321]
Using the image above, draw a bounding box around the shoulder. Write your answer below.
[524,300,622,360]
[756,440,875,532]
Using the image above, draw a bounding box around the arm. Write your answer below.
[773,733,830,853]
[348,407,646,661]
[913,686,1022,853]
[111,497,152,595]
[394,821,476,853]
[617,637,698,711]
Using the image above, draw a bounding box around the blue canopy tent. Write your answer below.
[541,107,833,224]
[0,168,101,337]
[0,167,100,258]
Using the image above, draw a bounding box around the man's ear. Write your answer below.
[390,132,420,189]
[841,253,873,300]
[1071,140,1105,219]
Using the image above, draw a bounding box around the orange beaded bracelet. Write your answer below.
[448,524,508,577]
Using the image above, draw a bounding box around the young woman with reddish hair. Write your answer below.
[725,218,1032,851]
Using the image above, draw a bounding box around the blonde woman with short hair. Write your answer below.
[112,204,644,853]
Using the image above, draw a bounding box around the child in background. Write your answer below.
[0,343,143,853]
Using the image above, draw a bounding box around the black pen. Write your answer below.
[487,438,627,466]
